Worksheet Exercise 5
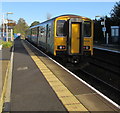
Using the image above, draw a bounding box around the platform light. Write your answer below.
[95,15,101,18]
[7,12,13,15]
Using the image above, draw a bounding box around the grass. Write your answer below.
[0,40,13,48]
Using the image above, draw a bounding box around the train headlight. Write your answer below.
[83,46,90,50]
[57,45,66,49]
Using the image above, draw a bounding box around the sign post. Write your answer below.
[95,15,107,44]
[102,27,106,38]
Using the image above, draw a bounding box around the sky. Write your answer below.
[1,1,119,26]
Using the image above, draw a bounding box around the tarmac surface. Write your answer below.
[10,38,67,111]
[0,47,12,112]
[0,48,11,96]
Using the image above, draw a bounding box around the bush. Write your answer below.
[0,40,2,45]
[1,41,13,48]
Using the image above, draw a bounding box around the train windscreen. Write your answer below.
[84,21,91,37]
[56,20,66,36]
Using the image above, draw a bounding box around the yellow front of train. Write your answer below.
[53,15,93,61]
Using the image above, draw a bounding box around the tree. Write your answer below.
[110,1,120,25]
[30,21,40,27]
[94,2,120,44]
[94,19,104,44]
[14,18,29,36]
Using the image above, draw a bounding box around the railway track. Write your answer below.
[91,55,120,67]
[89,49,120,89]
[93,48,120,67]
[86,57,120,89]
[79,69,120,92]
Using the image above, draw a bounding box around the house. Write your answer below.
[111,26,120,44]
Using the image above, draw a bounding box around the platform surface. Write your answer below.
[10,38,67,111]
[2,38,120,112]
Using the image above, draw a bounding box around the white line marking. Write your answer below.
[17,66,28,71]
[26,40,120,109]
[94,47,120,54]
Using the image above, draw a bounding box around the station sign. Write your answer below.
[7,23,16,26]
[102,27,106,32]
[101,21,105,25]
[4,19,16,26]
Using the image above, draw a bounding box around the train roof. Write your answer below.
[29,14,91,29]
[56,14,90,19]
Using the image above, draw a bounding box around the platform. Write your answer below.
[1,38,120,112]
[94,44,120,53]
[0,47,12,112]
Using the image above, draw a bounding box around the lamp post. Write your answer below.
[6,12,13,42]
[2,14,5,39]
[103,16,106,38]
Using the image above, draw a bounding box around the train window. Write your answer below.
[84,21,91,37]
[57,20,66,36]
[48,25,51,37]
[32,28,37,37]
[41,27,45,33]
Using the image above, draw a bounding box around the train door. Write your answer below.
[68,18,83,55]
[71,23,80,54]
[37,27,39,46]
[46,24,49,52]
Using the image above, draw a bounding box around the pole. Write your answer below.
[103,16,106,38]
[2,14,5,39]
[106,33,109,45]
[6,24,8,42]
[6,13,8,42]
[11,29,13,41]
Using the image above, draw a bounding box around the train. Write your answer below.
[26,14,94,63]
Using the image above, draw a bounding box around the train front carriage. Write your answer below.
[53,15,93,62]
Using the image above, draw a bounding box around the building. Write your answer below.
[111,26,120,44]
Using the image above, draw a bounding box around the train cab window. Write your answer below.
[84,21,91,37]
[57,20,66,36]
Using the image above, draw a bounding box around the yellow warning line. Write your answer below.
[22,41,89,112]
